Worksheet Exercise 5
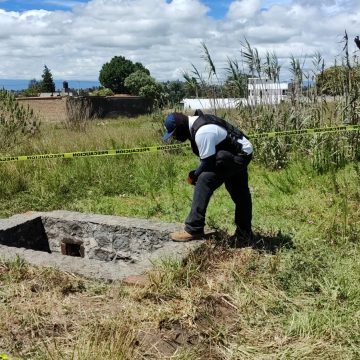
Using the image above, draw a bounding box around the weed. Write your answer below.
[0,256,28,283]
[0,90,40,151]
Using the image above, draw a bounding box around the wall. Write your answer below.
[104,96,152,117]
[17,97,68,122]
[17,95,152,122]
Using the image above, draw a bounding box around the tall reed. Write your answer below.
[183,37,359,171]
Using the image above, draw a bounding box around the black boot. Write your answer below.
[228,228,254,248]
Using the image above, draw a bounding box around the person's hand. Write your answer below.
[187,170,197,185]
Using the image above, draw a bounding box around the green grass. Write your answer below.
[0,115,359,359]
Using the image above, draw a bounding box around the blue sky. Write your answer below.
[202,0,234,18]
[0,0,291,18]
[0,0,89,12]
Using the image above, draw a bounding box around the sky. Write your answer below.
[0,0,359,84]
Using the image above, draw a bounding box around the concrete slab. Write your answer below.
[0,211,205,281]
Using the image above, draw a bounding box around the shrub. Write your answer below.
[89,88,114,96]
[0,90,40,150]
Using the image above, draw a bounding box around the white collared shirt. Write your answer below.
[188,116,253,159]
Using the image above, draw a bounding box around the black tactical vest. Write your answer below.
[190,109,250,157]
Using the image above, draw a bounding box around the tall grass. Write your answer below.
[0,116,359,359]
[183,36,360,171]
[1,156,359,359]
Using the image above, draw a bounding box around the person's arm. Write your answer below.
[188,155,216,185]
[194,155,216,177]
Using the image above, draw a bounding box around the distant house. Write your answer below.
[39,90,74,98]
[180,78,289,110]
[39,92,61,97]
[247,78,289,105]
[39,81,74,97]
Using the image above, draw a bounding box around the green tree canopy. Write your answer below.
[99,56,149,94]
[139,82,166,106]
[21,79,42,97]
[183,74,201,97]
[316,65,360,96]
[163,81,186,106]
[222,74,248,98]
[124,70,165,107]
[124,70,155,95]
[41,65,55,92]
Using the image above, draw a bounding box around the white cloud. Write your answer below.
[0,0,359,83]
[227,0,261,21]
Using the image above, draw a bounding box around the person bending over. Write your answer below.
[162,109,253,244]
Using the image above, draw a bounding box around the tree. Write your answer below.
[139,82,166,107]
[21,79,42,97]
[99,56,149,94]
[124,70,155,95]
[124,70,166,107]
[163,81,186,106]
[41,65,55,92]
[316,65,360,96]
[89,87,114,96]
[222,74,248,98]
[183,73,201,97]
[28,78,41,90]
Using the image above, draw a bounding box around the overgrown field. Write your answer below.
[0,111,359,359]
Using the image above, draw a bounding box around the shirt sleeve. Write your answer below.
[193,155,216,177]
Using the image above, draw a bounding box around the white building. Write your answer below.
[39,92,61,97]
[180,98,246,111]
[181,78,289,110]
[247,78,288,105]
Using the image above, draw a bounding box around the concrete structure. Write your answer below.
[0,211,205,281]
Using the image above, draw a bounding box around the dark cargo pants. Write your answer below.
[185,150,252,234]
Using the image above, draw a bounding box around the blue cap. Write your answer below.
[162,113,176,142]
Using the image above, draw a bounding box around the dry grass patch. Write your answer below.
[1,235,359,359]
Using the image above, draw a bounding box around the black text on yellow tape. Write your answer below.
[0,143,190,163]
[0,125,358,163]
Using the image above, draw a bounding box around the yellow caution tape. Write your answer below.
[0,143,189,163]
[0,125,358,163]
[250,124,359,139]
